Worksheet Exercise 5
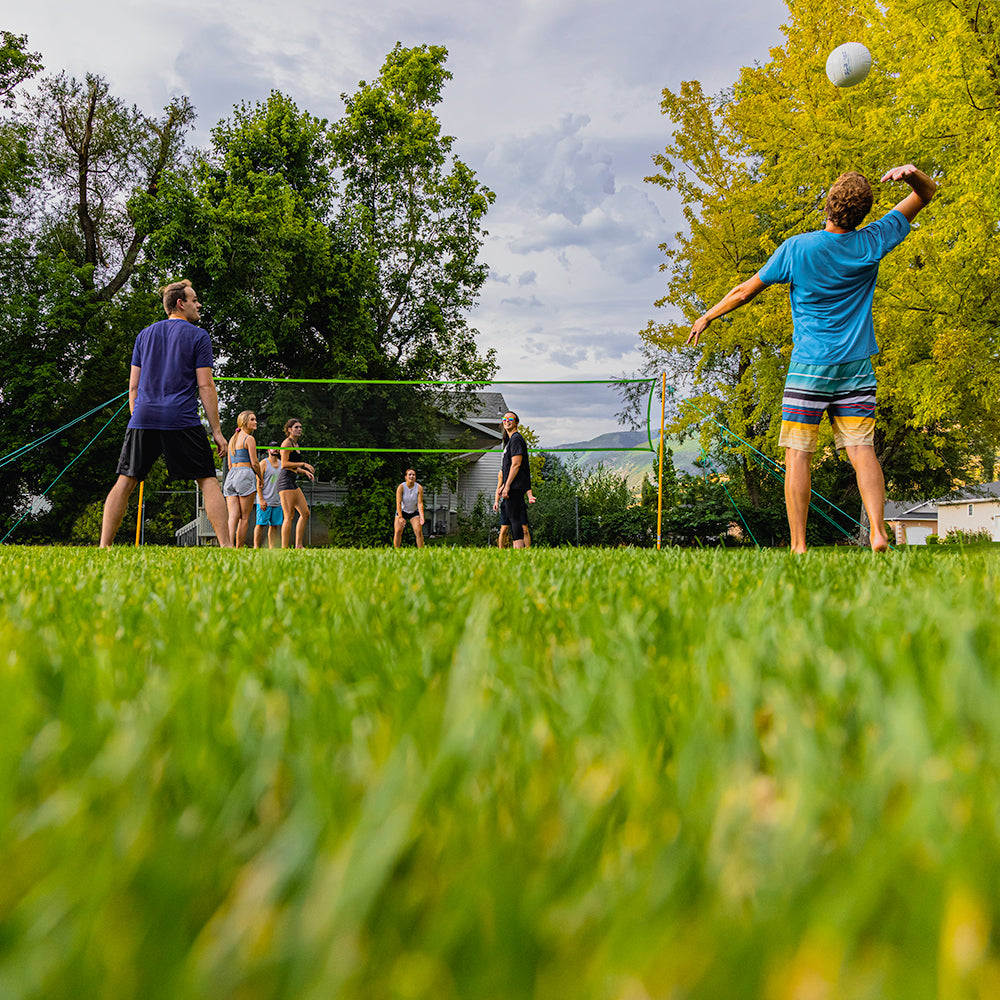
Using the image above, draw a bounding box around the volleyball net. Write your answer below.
[1,373,878,547]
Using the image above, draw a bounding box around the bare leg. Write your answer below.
[784,448,812,554]
[226,495,241,546]
[254,522,265,548]
[268,525,280,549]
[100,475,139,547]
[413,519,424,549]
[200,477,233,548]
[235,495,254,548]
[394,516,405,548]
[294,492,310,548]
[845,444,889,552]
[497,526,509,550]
[524,526,532,549]
[280,491,296,548]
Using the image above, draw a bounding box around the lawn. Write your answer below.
[2,545,999,999]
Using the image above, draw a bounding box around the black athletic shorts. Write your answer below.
[399,509,420,521]
[499,496,529,529]
[115,426,218,481]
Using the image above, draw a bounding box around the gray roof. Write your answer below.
[885,481,1000,519]
[462,391,509,423]
[885,499,937,521]
[936,481,1000,505]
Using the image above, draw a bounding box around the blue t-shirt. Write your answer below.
[757,209,911,364]
[128,318,215,430]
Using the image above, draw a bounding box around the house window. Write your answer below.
[969,504,974,517]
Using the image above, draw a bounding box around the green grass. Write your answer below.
[2,545,1000,999]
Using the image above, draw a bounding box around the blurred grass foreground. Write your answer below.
[2,545,1000,999]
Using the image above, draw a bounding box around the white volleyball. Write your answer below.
[825,42,872,88]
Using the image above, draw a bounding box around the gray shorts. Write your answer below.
[223,467,257,497]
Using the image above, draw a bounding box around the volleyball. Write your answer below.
[825,42,872,88]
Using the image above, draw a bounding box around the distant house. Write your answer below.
[175,392,508,545]
[424,391,507,534]
[884,498,938,546]
[936,482,1000,541]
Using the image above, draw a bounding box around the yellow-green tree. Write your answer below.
[642,0,1000,507]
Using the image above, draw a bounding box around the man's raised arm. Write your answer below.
[881,164,937,222]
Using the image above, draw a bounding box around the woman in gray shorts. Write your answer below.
[223,410,263,548]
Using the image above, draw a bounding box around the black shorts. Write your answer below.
[399,509,420,521]
[115,426,217,481]
[499,497,529,528]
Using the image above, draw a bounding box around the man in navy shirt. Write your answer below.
[99,280,233,547]
[687,163,937,552]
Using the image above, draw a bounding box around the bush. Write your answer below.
[941,527,993,546]
[454,492,495,547]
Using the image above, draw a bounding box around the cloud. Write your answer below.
[12,0,787,441]
[486,114,614,225]
[499,294,545,309]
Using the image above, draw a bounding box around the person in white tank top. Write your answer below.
[394,468,425,549]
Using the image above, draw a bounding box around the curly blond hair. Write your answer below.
[825,172,873,230]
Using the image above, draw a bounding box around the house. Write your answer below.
[935,482,1000,541]
[175,392,508,545]
[884,498,938,546]
[424,391,507,533]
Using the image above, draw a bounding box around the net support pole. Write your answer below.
[656,372,666,551]
[134,481,144,547]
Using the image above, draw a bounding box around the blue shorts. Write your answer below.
[256,504,284,527]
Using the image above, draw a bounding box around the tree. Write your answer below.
[0,31,41,227]
[640,0,1000,528]
[0,59,198,542]
[150,51,499,544]
[330,43,497,383]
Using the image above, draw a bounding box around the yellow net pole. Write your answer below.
[656,373,666,551]
[134,481,144,547]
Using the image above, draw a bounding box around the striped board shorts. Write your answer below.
[779,358,877,453]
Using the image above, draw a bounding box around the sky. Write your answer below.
[10,0,788,445]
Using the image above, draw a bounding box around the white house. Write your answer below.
[935,482,1000,541]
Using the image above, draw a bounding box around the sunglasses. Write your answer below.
[502,418,516,424]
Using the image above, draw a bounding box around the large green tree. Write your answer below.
[152,48,498,544]
[330,43,496,384]
[0,53,198,542]
[640,0,1000,529]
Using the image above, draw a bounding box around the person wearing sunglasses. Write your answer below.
[498,411,531,550]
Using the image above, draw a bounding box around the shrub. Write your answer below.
[941,527,993,546]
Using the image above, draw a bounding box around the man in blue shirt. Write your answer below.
[99,279,233,547]
[687,164,937,552]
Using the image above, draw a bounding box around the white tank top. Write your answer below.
[401,482,419,512]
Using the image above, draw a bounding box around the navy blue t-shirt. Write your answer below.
[502,432,531,492]
[128,318,214,430]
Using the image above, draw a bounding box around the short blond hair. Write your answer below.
[160,279,192,314]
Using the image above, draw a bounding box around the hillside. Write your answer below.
[541,429,703,490]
